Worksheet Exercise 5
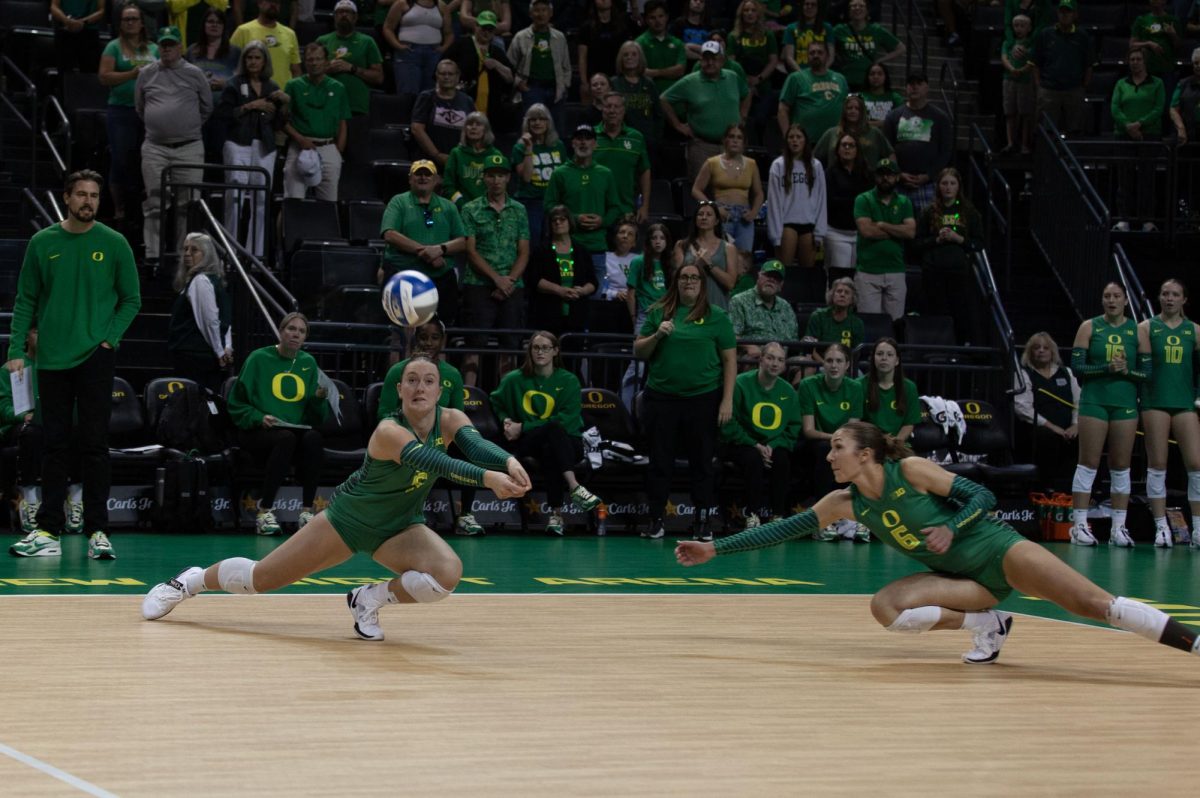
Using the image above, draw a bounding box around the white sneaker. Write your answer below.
[1112,221,1130,232]
[142,566,204,620]
[455,513,484,536]
[255,510,281,536]
[962,611,1014,664]
[1070,524,1098,546]
[1154,527,1173,548]
[347,585,385,641]
[1109,525,1135,547]
[297,510,315,528]
[744,513,761,529]
[853,523,872,544]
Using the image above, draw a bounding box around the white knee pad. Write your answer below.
[1188,471,1200,503]
[400,570,451,603]
[886,606,941,634]
[1146,468,1168,499]
[217,557,258,595]
[1110,468,1131,496]
[1072,465,1098,493]
[1107,597,1168,642]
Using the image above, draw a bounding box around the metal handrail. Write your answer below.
[939,59,961,151]
[897,0,930,74]
[1112,244,1154,322]
[40,95,71,178]
[966,123,1013,288]
[973,249,1024,397]
[43,190,64,222]
[1039,113,1109,224]
[1,56,39,185]
[20,188,54,232]
[197,198,282,341]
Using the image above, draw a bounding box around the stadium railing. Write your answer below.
[1,55,39,184]
[966,122,1014,289]
[162,163,275,269]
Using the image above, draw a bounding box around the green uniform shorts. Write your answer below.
[1078,402,1138,422]
[326,506,426,554]
[934,522,1027,602]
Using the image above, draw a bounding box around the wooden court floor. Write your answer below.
[0,594,1195,796]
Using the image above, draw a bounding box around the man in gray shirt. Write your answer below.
[882,71,953,219]
[135,25,213,266]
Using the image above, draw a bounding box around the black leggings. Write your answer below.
[723,443,793,519]
[643,388,721,520]
[509,421,583,507]
[238,427,324,507]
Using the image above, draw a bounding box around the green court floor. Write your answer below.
[2,532,1199,629]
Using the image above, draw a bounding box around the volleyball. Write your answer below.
[382,270,439,327]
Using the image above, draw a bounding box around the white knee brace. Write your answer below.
[1072,465,1098,493]
[886,606,941,634]
[1110,468,1131,496]
[1146,468,1168,500]
[217,557,258,594]
[400,570,451,603]
[1188,471,1200,503]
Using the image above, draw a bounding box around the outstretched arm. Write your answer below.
[444,411,531,491]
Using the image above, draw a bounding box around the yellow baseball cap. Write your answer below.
[409,159,437,175]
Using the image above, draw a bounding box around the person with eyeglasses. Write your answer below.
[511,103,568,245]
[1169,46,1200,143]
[529,205,598,336]
[633,262,737,543]
[823,131,873,279]
[379,159,467,326]
[490,331,603,536]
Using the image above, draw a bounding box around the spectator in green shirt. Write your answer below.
[857,337,921,442]
[612,39,663,142]
[1111,48,1166,232]
[661,40,752,181]
[1168,47,1200,143]
[542,124,621,262]
[1130,0,1183,81]
[1032,0,1095,135]
[319,1,385,118]
[853,158,915,320]
[51,0,105,75]
[637,0,688,94]
[831,0,905,90]
[282,43,351,201]
[443,111,505,208]
[802,276,865,367]
[729,259,800,361]
[512,103,568,244]
[622,222,676,410]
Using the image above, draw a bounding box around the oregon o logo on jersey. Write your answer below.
[889,400,898,410]
[91,251,105,262]
[1164,334,1184,364]
[881,509,920,550]
[751,402,783,431]
[839,400,851,411]
[522,390,556,419]
[272,372,306,402]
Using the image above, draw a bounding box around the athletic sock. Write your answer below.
[1154,516,1170,533]
[1072,508,1088,528]
[1112,509,1128,530]
[19,485,39,504]
[1107,597,1199,654]
[182,569,208,596]
[364,581,400,606]
[1192,517,1200,541]
[960,611,996,633]
[67,483,83,504]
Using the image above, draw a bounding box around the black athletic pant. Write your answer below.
[509,421,583,508]
[643,388,721,520]
[724,443,793,519]
[37,346,114,533]
[238,427,324,507]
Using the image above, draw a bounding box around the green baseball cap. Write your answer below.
[1058,0,1077,9]
[759,259,785,278]
[477,10,499,27]
[875,157,900,174]
[157,26,182,44]
[483,154,510,172]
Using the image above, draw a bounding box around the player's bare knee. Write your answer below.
[431,556,462,591]
[869,593,898,626]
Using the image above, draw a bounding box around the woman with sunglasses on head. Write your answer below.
[512,104,568,245]
[861,62,904,128]
[692,123,763,283]
[490,331,603,536]
[634,262,737,542]
[673,201,740,311]
[529,205,598,337]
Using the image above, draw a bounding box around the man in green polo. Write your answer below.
[318,0,384,118]
[593,92,652,222]
[283,43,350,200]
[853,158,915,321]
[543,124,620,264]
[637,0,687,94]
[380,159,467,323]
[660,40,750,180]
[462,154,530,382]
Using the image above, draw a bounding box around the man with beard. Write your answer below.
[231,0,301,81]
[317,0,383,118]
[853,158,915,320]
[6,170,142,560]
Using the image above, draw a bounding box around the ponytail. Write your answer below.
[839,420,913,462]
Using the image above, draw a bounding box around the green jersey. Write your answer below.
[797,374,864,434]
[779,67,849,142]
[1130,13,1180,77]
[639,305,737,397]
[1143,318,1196,410]
[804,306,864,350]
[284,75,350,139]
[849,460,1025,600]
[542,160,620,253]
[489,367,584,438]
[1079,316,1139,408]
[857,376,921,435]
[635,30,687,94]
[227,345,330,429]
[8,222,141,370]
[102,40,160,107]
[378,358,465,420]
[721,370,802,449]
[593,124,650,217]
[444,145,505,208]
[317,31,383,116]
[327,410,447,552]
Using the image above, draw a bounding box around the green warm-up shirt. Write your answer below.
[639,304,736,397]
[489,367,584,438]
[227,345,330,429]
[720,370,801,449]
[542,160,620,254]
[797,374,864,434]
[378,358,465,420]
[856,376,921,435]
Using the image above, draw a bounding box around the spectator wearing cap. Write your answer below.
[508,0,573,132]
[444,111,505,210]
[637,0,688,95]
[1032,0,1095,135]
[593,92,652,222]
[317,1,384,118]
[230,0,301,82]
[460,0,512,36]
[445,10,516,127]
[778,40,849,146]
[461,154,530,386]
[728,260,800,362]
[661,40,751,181]
[379,159,467,323]
[719,340,800,528]
[543,124,620,270]
[882,71,953,218]
[282,43,350,200]
[411,59,476,169]
[135,25,213,265]
[853,157,915,320]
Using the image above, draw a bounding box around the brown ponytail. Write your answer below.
[839,420,914,463]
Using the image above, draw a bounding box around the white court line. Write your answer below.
[0,741,119,798]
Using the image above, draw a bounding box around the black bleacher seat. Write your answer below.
[110,377,164,477]
[367,126,410,162]
[369,93,416,128]
[971,4,1004,32]
[318,378,368,470]
[648,177,679,218]
[676,176,699,219]
[371,160,412,201]
[338,161,375,202]
[1,1,55,76]
[580,387,644,456]
[561,102,590,133]
[295,19,331,46]
[288,245,381,318]
[462,385,500,441]
[903,314,958,356]
[364,381,383,424]
[281,198,349,258]
[0,1,51,29]
[955,398,1038,493]
[321,285,388,324]
[344,199,386,245]
[1081,4,1130,36]
[859,312,895,343]
[62,72,108,114]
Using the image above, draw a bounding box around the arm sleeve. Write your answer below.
[188,277,225,358]
[1128,351,1152,383]
[1070,346,1108,378]
[715,507,820,554]
[453,425,512,470]
[399,440,488,487]
[946,475,996,535]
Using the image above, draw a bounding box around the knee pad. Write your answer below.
[886,606,941,634]
[400,570,451,603]
[1110,468,1131,496]
[1146,468,1168,500]
[1107,596,1168,641]
[1072,465,1098,493]
[217,557,258,595]
[1188,471,1200,503]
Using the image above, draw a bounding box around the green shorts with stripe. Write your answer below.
[326,506,426,554]
[1078,402,1138,421]
[933,522,1027,602]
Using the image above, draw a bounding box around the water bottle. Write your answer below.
[595,503,608,537]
